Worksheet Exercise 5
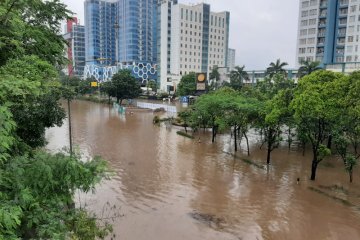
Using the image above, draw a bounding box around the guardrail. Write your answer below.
[137,102,177,113]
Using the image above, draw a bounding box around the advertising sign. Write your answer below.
[196,73,207,92]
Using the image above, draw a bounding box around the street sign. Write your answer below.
[91,81,98,87]
[196,73,207,92]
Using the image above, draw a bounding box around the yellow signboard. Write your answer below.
[91,82,98,87]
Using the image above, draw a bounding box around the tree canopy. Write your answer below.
[0,1,112,238]
[103,69,141,104]
[176,72,197,96]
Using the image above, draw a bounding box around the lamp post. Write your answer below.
[66,58,107,156]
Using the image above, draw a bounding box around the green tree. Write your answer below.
[110,69,141,104]
[266,59,288,78]
[0,1,114,238]
[297,60,322,78]
[177,72,197,96]
[209,66,220,90]
[0,0,72,66]
[0,56,66,149]
[291,70,344,180]
[190,89,229,142]
[146,80,157,93]
[221,91,260,154]
[333,71,360,182]
[101,81,115,104]
[252,73,295,164]
[230,65,249,90]
[0,151,111,239]
[78,77,96,95]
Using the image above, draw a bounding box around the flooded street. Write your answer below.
[46,100,360,240]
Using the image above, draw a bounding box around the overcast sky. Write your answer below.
[61,0,299,70]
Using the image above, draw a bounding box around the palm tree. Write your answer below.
[209,66,220,90]
[297,60,322,78]
[230,65,249,90]
[266,59,288,77]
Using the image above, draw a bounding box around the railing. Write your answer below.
[137,102,177,113]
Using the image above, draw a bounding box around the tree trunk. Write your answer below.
[212,126,216,143]
[267,148,271,165]
[302,141,306,156]
[119,99,123,105]
[234,127,237,152]
[108,95,111,104]
[327,135,332,150]
[184,125,187,133]
[310,159,318,180]
[350,170,353,183]
[288,127,291,150]
[244,132,250,156]
[266,128,273,165]
[116,96,119,103]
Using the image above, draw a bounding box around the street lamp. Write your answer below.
[66,58,108,156]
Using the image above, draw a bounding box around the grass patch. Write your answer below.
[308,186,353,207]
[223,151,265,169]
[77,95,111,104]
[318,184,349,195]
[241,158,266,169]
[176,131,194,139]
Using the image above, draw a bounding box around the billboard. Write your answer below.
[196,73,207,92]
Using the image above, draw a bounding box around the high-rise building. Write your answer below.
[296,0,360,67]
[63,17,85,77]
[84,0,157,70]
[158,0,230,92]
[227,48,236,71]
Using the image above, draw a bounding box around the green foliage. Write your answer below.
[177,72,197,96]
[0,1,114,238]
[78,78,96,95]
[230,65,249,90]
[105,69,141,104]
[0,0,72,66]
[0,56,66,149]
[297,60,322,78]
[146,80,157,92]
[0,151,110,239]
[291,70,345,180]
[266,59,288,78]
[0,105,16,163]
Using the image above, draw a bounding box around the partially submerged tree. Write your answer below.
[291,70,344,180]
[109,69,141,105]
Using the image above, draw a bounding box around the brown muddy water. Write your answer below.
[46,100,360,240]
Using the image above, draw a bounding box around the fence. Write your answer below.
[136,102,177,113]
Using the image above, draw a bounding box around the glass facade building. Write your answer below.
[63,17,86,77]
[84,0,157,66]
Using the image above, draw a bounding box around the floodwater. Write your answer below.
[46,100,360,240]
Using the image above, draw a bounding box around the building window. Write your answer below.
[301,10,308,17]
[309,18,316,25]
[302,1,309,8]
[300,29,307,36]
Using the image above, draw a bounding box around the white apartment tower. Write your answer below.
[227,48,236,71]
[158,0,230,92]
[296,0,360,67]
